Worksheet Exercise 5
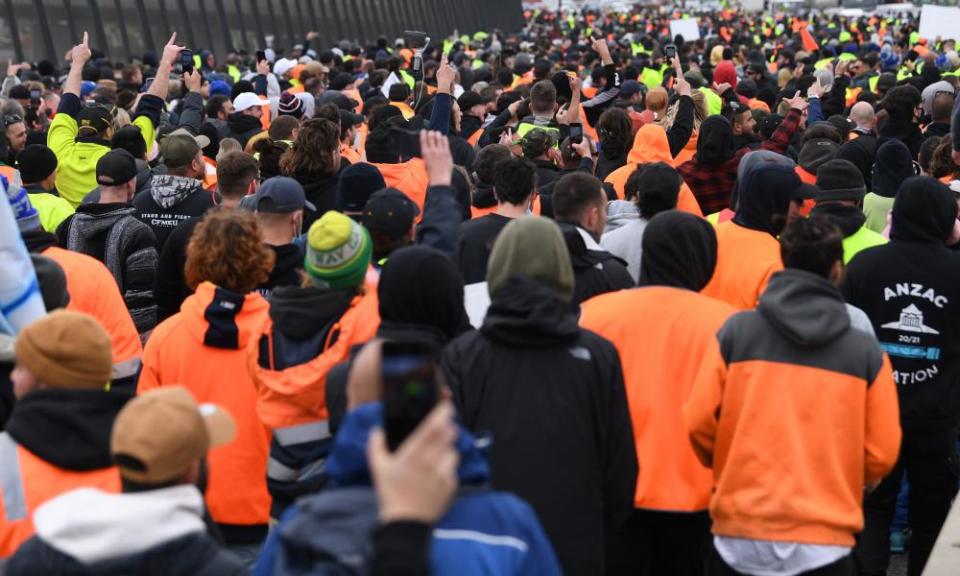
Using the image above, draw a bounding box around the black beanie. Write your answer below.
[17,144,58,184]
[816,159,866,203]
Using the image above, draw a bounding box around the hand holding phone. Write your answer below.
[179,48,194,74]
[382,341,439,451]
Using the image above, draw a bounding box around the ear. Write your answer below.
[828,259,844,286]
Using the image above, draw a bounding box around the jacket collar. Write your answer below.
[6,389,132,470]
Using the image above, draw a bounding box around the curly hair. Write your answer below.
[929,137,958,180]
[280,118,340,176]
[597,107,633,154]
[185,209,274,294]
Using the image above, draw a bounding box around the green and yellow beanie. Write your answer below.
[304,211,372,289]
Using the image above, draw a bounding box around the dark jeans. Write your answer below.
[606,508,711,576]
[709,547,856,575]
[854,429,959,576]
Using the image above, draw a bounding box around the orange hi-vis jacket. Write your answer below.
[685,271,901,546]
[249,278,380,515]
[371,159,430,213]
[580,287,736,511]
[138,282,272,528]
[42,246,142,385]
[251,288,380,431]
[0,434,120,556]
[702,221,782,310]
[603,124,703,216]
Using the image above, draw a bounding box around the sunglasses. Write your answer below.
[2,114,23,128]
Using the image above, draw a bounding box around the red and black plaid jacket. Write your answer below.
[677,108,802,216]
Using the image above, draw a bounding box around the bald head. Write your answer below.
[347,340,385,410]
[850,102,876,130]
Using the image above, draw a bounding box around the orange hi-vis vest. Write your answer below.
[202,157,218,192]
[702,221,783,310]
[42,246,142,384]
[0,433,120,556]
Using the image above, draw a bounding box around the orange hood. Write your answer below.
[182,281,269,350]
[674,132,699,166]
[627,124,673,165]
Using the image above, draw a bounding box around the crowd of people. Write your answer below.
[1,3,959,575]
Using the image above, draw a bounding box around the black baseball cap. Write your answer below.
[458,91,492,112]
[338,108,364,128]
[255,176,317,213]
[78,104,113,135]
[96,149,138,186]
[362,188,420,238]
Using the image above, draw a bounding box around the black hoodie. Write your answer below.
[843,176,960,432]
[442,276,637,576]
[222,112,264,148]
[258,244,304,298]
[640,210,718,291]
[696,116,736,166]
[5,389,131,470]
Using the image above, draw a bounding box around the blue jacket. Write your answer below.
[255,403,561,576]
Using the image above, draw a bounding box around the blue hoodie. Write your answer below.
[255,403,562,576]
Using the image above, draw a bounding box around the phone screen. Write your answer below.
[664,44,677,59]
[180,49,194,74]
[569,124,583,144]
[382,341,438,451]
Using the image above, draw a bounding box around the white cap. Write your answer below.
[233,92,263,113]
[273,58,297,77]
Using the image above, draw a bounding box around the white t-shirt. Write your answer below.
[714,536,850,576]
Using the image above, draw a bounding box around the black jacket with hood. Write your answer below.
[133,174,213,251]
[55,203,159,334]
[5,389,131,471]
[293,162,349,230]
[557,221,635,304]
[442,276,637,576]
[843,176,960,432]
[221,112,264,149]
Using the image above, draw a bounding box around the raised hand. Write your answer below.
[420,130,454,187]
[436,52,457,95]
[592,37,612,64]
[183,68,202,93]
[69,32,92,68]
[161,32,185,65]
[367,401,460,524]
[783,90,809,111]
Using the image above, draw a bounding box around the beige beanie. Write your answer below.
[15,310,113,390]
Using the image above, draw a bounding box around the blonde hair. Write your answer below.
[662,90,708,132]
[112,107,131,131]
[778,68,793,90]
[710,45,725,66]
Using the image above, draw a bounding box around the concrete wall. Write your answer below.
[1,0,525,62]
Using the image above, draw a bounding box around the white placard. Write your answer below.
[919,5,960,42]
[669,18,701,42]
[380,72,402,98]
